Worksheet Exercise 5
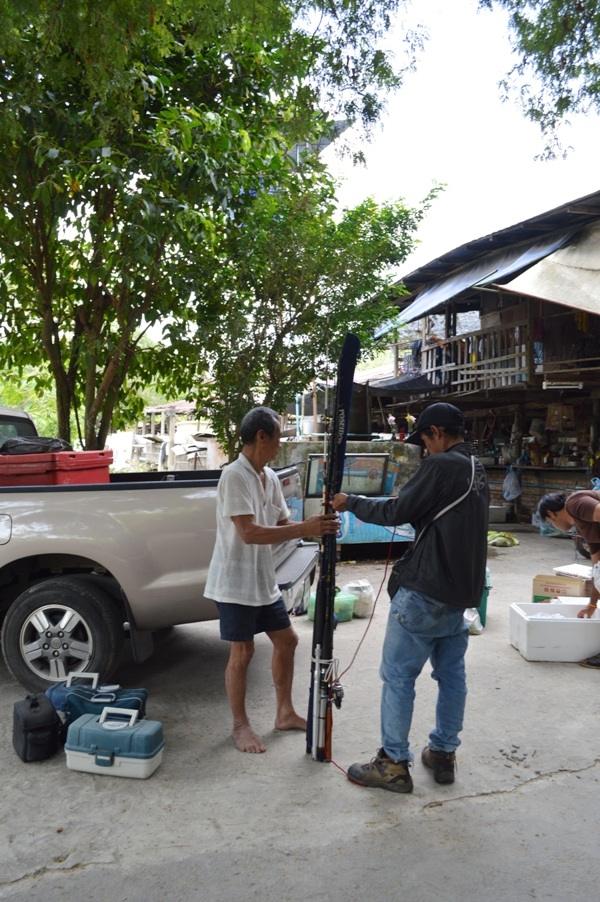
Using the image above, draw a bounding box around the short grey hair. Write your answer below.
[239,407,280,444]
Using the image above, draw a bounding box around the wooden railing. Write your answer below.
[421,326,529,394]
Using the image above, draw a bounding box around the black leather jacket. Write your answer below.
[346,443,489,608]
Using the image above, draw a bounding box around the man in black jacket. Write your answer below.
[332,402,488,793]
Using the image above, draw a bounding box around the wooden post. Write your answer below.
[510,407,523,461]
[167,412,176,471]
[526,297,534,385]
[591,399,600,455]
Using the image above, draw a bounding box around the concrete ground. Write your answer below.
[1,531,599,902]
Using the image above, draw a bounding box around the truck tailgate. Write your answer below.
[274,541,318,590]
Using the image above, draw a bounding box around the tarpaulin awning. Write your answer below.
[498,222,600,315]
[399,231,576,324]
[367,373,434,396]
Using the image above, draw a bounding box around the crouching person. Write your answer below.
[537,490,600,667]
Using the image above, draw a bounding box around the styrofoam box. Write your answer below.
[553,563,593,580]
[510,601,600,662]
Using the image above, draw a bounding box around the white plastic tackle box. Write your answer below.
[509,599,600,662]
[65,707,164,778]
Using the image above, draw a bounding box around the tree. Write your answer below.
[0,368,59,437]
[481,0,600,151]
[160,163,435,460]
[0,1,415,448]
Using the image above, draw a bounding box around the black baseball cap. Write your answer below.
[404,402,465,445]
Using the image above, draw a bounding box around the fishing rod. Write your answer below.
[307,332,360,762]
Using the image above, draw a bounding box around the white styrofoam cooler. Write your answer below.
[509,601,600,662]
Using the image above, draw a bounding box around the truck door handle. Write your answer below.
[0,515,11,545]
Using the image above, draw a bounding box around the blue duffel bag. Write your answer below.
[46,673,148,725]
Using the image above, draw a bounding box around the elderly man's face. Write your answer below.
[261,421,281,461]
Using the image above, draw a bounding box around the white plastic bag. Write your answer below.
[502,466,521,502]
[341,580,374,618]
[593,562,600,592]
[464,608,483,635]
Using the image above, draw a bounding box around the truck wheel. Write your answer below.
[1,577,124,692]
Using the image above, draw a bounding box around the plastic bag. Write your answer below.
[464,608,483,635]
[341,580,374,618]
[487,531,520,547]
[593,562,600,592]
[502,465,521,502]
[0,436,72,455]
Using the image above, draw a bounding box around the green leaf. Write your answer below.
[239,129,252,153]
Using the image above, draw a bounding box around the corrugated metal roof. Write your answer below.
[398,188,600,315]
[500,220,600,314]
[368,373,434,395]
[399,230,575,323]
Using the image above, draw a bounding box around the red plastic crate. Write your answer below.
[0,452,56,486]
[0,450,113,486]
[51,450,113,484]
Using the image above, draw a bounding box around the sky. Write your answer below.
[323,0,600,277]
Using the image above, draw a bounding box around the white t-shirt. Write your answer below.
[204,454,291,606]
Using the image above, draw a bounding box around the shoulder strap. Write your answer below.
[413,456,476,550]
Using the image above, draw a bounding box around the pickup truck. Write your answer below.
[0,466,317,691]
[0,406,39,441]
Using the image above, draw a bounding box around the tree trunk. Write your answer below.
[54,381,72,445]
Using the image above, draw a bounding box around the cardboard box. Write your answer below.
[510,601,600,662]
[532,573,592,603]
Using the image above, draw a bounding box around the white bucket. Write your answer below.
[342,580,374,618]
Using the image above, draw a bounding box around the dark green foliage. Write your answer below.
[482,0,600,153]
[159,163,437,460]
[0,1,414,448]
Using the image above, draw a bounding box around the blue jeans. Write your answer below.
[380,587,469,763]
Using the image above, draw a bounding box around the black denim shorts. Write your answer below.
[216,597,291,642]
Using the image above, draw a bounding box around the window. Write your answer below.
[0,416,37,440]
[305,453,389,498]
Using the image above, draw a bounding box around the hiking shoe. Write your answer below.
[579,652,600,669]
[421,746,456,785]
[347,749,413,793]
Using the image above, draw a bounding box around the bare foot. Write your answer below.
[274,711,307,732]
[232,724,266,753]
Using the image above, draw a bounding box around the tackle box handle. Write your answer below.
[90,692,117,704]
[66,672,99,688]
[99,707,139,729]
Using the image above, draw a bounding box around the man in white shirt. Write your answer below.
[205,407,339,753]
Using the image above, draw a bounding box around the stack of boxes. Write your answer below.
[531,567,593,604]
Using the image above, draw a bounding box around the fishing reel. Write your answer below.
[331,679,344,709]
